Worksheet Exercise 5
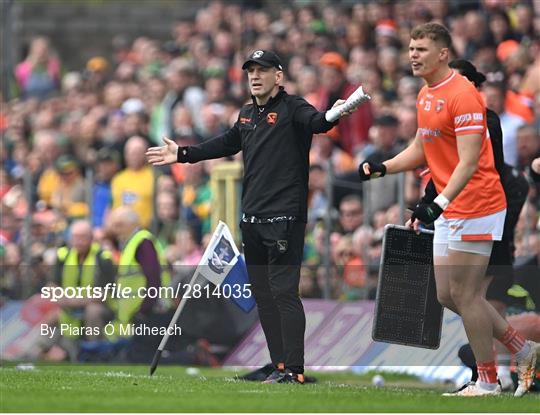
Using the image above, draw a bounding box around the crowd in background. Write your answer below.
[1,0,540,304]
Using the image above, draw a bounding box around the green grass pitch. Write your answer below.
[1,364,538,412]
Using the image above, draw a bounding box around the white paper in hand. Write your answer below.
[325,86,371,122]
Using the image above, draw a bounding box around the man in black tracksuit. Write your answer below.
[147,50,358,383]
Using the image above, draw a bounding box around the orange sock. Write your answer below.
[499,326,526,354]
[477,360,498,384]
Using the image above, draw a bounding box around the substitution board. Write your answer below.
[372,224,443,349]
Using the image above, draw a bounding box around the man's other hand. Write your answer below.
[146,137,180,166]
[358,160,386,181]
[410,201,443,225]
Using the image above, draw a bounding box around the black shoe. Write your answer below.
[277,370,305,384]
[262,368,286,384]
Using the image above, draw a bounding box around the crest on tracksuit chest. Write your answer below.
[266,112,278,125]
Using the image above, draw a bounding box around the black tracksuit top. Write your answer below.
[179,87,336,222]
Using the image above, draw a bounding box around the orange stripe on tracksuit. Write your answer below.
[461,234,493,241]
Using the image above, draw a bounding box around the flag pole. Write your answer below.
[149,270,199,376]
[150,221,226,376]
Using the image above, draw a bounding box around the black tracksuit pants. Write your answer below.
[240,220,306,374]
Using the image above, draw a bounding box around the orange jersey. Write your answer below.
[417,70,506,219]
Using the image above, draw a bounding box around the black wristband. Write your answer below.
[177,146,189,163]
[378,162,387,177]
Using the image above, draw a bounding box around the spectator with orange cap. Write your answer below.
[375,19,401,49]
[314,51,373,156]
[497,40,520,64]
[85,56,110,89]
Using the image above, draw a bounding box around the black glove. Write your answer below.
[358,160,386,181]
[411,201,443,225]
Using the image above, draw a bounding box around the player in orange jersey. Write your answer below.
[358,22,538,397]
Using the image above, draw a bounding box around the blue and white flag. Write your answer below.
[195,221,256,313]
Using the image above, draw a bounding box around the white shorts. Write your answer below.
[433,209,506,257]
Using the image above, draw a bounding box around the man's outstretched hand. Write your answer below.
[146,137,179,166]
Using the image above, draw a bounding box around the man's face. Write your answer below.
[375,125,398,150]
[124,138,147,170]
[157,193,177,221]
[71,226,92,255]
[58,167,79,184]
[483,86,505,115]
[339,200,363,233]
[409,37,448,79]
[320,66,343,91]
[246,64,281,99]
[123,114,144,137]
[166,69,190,92]
[398,109,417,140]
[517,128,540,162]
[97,159,119,182]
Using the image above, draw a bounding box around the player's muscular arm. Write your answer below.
[383,130,426,174]
[440,133,481,202]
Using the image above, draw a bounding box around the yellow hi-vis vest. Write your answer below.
[57,243,111,338]
[111,230,171,337]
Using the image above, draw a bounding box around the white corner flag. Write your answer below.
[196,221,256,313]
[150,221,255,375]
